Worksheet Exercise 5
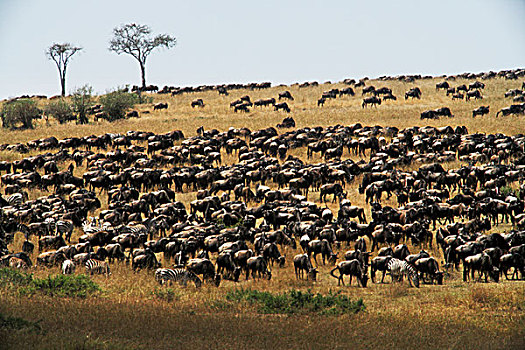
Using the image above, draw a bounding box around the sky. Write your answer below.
[0,0,524,99]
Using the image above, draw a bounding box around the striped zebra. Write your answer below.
[82,220,103,235]
[155,268,202,288]
[387,258,420,288]
[62,259,76,274]
[5,193,24,206]
[85,258,111,276]
[55,220,74,243]
[121,224,148,236]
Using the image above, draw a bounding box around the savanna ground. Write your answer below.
[1,75,525,349]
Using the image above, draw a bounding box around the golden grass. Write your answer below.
[1,75,525,349]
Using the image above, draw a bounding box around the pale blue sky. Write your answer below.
[0,0,524,99]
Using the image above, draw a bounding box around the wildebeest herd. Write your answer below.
[1,68,525,290]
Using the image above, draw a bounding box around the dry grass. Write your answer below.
[1,75,525,349]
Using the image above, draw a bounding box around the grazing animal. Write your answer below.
[387,258,419,287]
[85,258,110,275]
[153,103,168,110]
[370,256,393,283]
[463,253,499,283]
[362,96,381,108]
[329,260,368,287]
[472,106,489,117]
[55,220,74,243]
[293,254,317,280]
[246,256,272,280]
[466,90,483,101]
[155,268,202,287]
[414,257,444,285]
[62,259,76,274]
[274,102,291,113]
[191,99,205,108]
[278,91,294,100]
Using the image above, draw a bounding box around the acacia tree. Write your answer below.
[109,23,176,90]
[46,43,82,96]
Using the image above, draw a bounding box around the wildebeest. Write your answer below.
[370,256,393,283]
[278,91,294,100]
[320,183,346,203]
[191,99,205,108]
[362,96,381,108]
[234,104,250,113]
[246,256,272,280]
[293,254,317,280]
[405,87,421,99]
[466,90,483,101]
[472,106,489,117]
[463,253,499,282]
[153,103,168,110]
[254,98,275,107]
[307,239,337,265]
[436,81,450,90]
[414,257,444,285]
[329,259,368,287]
[274,102,291,113]
[499,253,524,280]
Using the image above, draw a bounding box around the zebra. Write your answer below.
[4,193,25,207]
[55,220,74,243]
[62,259,76,274]
[85,258,111,276]
[387,258,420,288]
[82,219,110,235]
[154,268,202,288]
[120,224,147,236]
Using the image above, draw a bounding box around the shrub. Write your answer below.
[0,313,43,334]
[44,99,74,124]
[99,91,139,122]
[225,289,365,315]
[1,98,41,129]
[500,185,515,197]
[0,268,100,298]
[70,85,93,124]
[28,274,101,298]
[0,268,33,287]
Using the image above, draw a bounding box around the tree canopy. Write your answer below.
[46,43,82,96]
[109,23,176,89]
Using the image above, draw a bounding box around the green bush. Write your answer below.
[0,313,43,334]
[1,98,41,129]
[70,85,93,124]
[0,268,33,287]
[226,289,365,315]
[29,274,101,298]
[45,99,74,124]
[0,268,100,298]
[500,185,516,197]
[99,91,139,122]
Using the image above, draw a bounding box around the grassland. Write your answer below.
[1,75,525,349]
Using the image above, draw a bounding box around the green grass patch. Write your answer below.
[225,288,365,315]
[0,268,100,298]
[151,287,180,303]
[0,313,43,334]
[0,267,33,287]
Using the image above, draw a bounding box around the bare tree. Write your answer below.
[46,43,82,97]
[109,23,176,90]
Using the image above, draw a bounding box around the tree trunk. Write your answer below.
[140,63,146,90]
[61,77,66,97]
